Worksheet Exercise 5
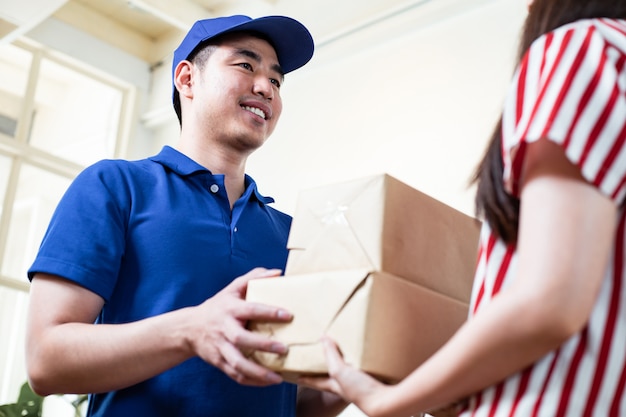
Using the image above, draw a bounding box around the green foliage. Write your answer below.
[0,382,43,417]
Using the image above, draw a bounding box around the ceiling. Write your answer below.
[0,0,427,65]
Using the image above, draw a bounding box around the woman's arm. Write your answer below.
[301,139,617,417]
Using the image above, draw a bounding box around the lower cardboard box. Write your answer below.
[246,268,469,383]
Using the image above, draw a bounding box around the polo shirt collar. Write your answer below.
[149,145,207,176]
[149,146,275,204]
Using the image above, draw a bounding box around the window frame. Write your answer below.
[0,39,135,291]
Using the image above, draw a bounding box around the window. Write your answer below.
[30,58,123,166]
[1,163,72,283]
[0,44,31,142]
[0,39,132,407]
[0,287,29,403]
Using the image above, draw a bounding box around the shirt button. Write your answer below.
[210,184,219,193]
[234,227,238,232]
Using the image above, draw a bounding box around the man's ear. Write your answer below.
[174,60,194,100]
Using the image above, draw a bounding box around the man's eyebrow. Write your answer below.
[234,48,284,79]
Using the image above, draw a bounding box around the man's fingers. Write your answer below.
[229,268,283,290]
[236,299,293,322]
[224,269,291,323]
[231,327,289,355]
[219,343,283,386]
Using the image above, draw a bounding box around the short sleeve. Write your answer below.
[501,18,626,204]
[27,161,129,300]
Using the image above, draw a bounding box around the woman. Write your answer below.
[300,0,626,415]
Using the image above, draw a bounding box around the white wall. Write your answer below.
[242,0,527,218]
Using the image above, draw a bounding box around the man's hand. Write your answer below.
[189,267,293,386]
[26,269,294,395]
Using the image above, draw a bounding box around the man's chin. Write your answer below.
[232,135,269,153]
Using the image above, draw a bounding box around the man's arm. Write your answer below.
[26,268,292,395]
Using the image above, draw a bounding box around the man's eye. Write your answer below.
[239,63,253,70]
[270,79,281,88]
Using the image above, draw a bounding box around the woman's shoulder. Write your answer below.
[544,17,626,50]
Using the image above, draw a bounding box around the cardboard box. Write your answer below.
[247,269,469,382]
[246,174,480,382]
[284,174,479,302]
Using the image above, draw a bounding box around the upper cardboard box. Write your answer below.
[285,174,480,303]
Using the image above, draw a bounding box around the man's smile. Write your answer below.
[242,105,267,120]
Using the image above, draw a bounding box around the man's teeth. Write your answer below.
[242,106,266,119]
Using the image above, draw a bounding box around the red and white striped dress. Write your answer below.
[462,18,626,416]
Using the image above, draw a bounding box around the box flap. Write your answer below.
[246,268,370,345]
[286,175,385,274]
[246,269,370,373]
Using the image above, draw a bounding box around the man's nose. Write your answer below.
[252,77,274,99]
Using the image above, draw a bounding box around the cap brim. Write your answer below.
[211,16,314,74]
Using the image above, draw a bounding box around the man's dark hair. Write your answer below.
[173,43,217,126]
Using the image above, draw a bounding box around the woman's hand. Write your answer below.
[298,337,393,416]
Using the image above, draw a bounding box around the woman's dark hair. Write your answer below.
[472,0,626,244]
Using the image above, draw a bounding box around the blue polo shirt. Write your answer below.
[28,146,296,417]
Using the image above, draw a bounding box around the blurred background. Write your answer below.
[0,0,527,415]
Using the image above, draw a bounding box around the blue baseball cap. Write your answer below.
[172,15,314,119]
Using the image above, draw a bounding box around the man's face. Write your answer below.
[190,33,284,151]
